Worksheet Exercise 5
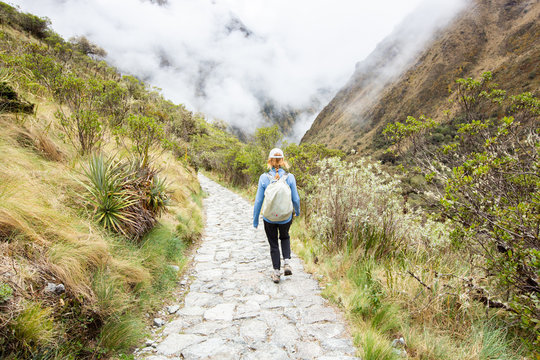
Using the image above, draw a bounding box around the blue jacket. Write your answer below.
[253,168,300,228]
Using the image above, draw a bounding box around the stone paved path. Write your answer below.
[136,174,359,360]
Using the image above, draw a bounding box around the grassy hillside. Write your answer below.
[0,3,205,358]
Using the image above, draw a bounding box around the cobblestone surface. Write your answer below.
[136,174,359,360]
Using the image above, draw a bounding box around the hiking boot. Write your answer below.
[271,271,280,284]
[284,264,292,276]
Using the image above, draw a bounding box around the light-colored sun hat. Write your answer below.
[268,148,284,159]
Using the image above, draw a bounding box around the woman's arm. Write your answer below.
[253,174,268,228]
[288,174,300,217]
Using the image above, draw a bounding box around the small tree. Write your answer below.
[17,13,50,39]
[123,114,164,169]
[255,125,282,151]
[55,75,104,154]
[98,80,130,126]
[69,35,107,59]
[57,109,102,154]
[383,115,436,156]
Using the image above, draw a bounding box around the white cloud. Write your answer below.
[10,0,464,140]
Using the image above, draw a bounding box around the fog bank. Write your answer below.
[11,0,466,141]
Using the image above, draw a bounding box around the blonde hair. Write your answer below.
[267,157,289,170]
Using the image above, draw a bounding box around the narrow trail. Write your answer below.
[136,174,359,360]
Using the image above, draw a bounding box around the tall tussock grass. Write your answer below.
[15,125,65,162]
[292,157,528,359]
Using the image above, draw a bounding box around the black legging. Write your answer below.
[263,219,292,270]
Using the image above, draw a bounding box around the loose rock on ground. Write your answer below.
[135,174,359,360]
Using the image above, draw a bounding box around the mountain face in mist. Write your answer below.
[302,0,540,152]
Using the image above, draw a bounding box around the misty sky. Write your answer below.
[10,0,459,140]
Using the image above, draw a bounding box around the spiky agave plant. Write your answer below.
[148,175,170,216]
[81,155,138,236]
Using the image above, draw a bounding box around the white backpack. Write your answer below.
[262,172,293,221]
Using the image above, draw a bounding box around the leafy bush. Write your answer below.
[121,114,165,169]
[307,157,450,253]
[97,80,130,126]
[189,123,252,186]
[383,115,436,156]
[383,71,540,348]
[283,142,345,193]
[17,13,51,39]
[0,281,13,303]
[69,36,107,59]
[20,51,64,93]
[166,105,200,141]
[55,75,106,154]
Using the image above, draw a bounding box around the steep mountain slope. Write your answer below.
[302,0,540,152]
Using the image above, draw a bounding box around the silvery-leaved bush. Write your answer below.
[307,157,451,251]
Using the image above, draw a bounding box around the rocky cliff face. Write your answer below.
[302,0,540,153]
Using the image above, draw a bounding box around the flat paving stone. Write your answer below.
[136,174,359,359]
[155,334,204,356]
[204,303,235,321]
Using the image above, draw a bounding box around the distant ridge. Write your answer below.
[302,0,540,153]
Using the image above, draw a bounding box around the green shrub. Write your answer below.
[98,80,130,126]
[57,109,103,154]
[17,13,51,39]
[20,52,64,93]
[122,114,165,169]
[283,142,345,193]
[54,75,107,154]
[0,281,13,302]
[81,155,171,240]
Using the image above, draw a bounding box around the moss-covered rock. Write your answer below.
[0,82,34,114]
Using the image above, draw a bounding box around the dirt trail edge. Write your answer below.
[136,173,359,360]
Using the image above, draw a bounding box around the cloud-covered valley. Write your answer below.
[10,0,465,140]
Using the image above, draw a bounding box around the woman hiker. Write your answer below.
[253,148,300,283]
